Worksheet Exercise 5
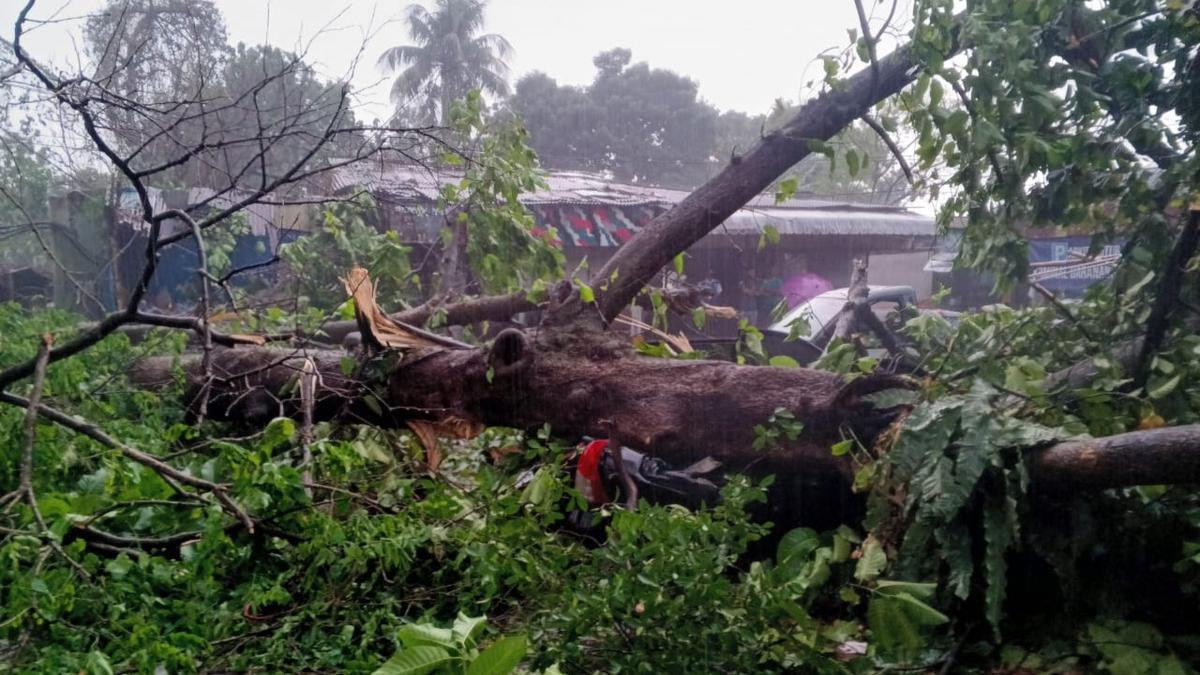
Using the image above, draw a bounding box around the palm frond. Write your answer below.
[390,66,434,103]
[474,67,510,97]
[475,32,512,61]
[383,0,509,119]
[377,44,425,72]
[404,4,435,43]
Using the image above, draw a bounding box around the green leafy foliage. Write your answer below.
[752,407,805,451]
[440,92,565,295]
[510,49,719,187]
[280,196,418,310]
[866,581,948,663]
[906,0,1200,291]
[851,289,1200,667]
[735,319,767,365]
[373,615,526,675]
[0,120,55,269]
[758,223,783,252]
[525,478,853,673]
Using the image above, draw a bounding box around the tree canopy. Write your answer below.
[510,49,912,198]
[84,0,231,182]
[510,48,720,187]
[78,0,360,190]
[209,43,363,189]
[379,0,512,125]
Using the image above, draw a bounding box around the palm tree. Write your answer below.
[378,0,512,124]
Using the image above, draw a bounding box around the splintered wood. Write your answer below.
[340,266,446,350]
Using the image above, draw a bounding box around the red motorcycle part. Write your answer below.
[575,439,610,506]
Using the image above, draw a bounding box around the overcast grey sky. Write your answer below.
[3,0,887,121]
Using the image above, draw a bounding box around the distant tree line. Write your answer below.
[507,49,910,199]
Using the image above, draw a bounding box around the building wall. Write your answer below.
[868,251,934,300]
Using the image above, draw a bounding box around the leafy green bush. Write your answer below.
[373,614,527,675]
[280,197,418,311]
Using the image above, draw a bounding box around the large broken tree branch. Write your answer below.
[315,278,731,346]
[826,259,908,361]
[1031,424,1200,489]
[1135,209,1200,388]
[593,25,958,322]
[834,259,871,343]
[133,338,1200,492]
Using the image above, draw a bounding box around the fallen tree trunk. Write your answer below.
[131,291,904,478]
[131,287,910,531]
[132,280,1200,493]
[1030,425,1200,490]
[133,339,1200,491]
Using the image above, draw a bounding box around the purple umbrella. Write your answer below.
[780,273,833,308]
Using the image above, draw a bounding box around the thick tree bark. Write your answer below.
[439,218,472,297]
[133,338,902,531]
[129,282,1200,493]
[131,275,1200,493]
[1135,210,1200,387]
[1031,425,1200,489]
[132,335,1200,491]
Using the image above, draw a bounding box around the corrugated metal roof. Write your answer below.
[333,164,683,206]
[331,163,446,201]
[330,163,934,238]
[718,205,935,237]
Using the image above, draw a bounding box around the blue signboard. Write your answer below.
[1029,236,1122,294]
